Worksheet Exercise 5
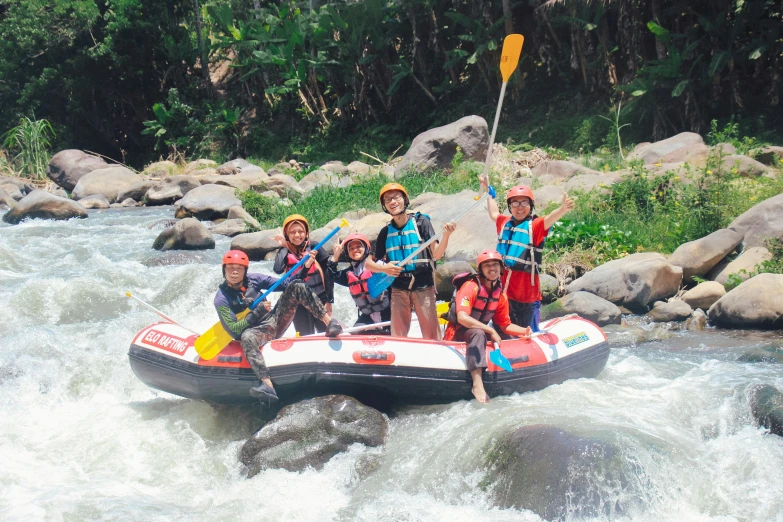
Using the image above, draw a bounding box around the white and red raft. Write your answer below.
[128,316,609,406]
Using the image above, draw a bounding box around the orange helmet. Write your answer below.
[379,183,409,213]
[282,214,309,238]
[506,185,535,206]
[477,250,503,269]
[222,250,249,267]
[341,233,371,261]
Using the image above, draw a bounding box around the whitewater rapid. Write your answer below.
[1,207,782,521]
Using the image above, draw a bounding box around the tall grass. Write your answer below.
[1,117,55,179]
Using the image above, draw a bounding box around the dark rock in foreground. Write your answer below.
[749,384,783,436]
[152,217,215,251]
[240,395,387,476]
[2,190,88,224]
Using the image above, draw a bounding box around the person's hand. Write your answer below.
[261,301,272,312]
[490,329,502,344]
[304,248,317,268]
[479,176,489,193]
[247,302,270,325]
[273,230,287,247]
[560,193,575,213]
[332,239,344,262]
[518,326,532,339]
[442,221,456,236]
[385,262,403,277]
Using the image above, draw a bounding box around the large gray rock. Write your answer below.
[728,194,783,248]
[681,281,726,310]
[481,425,638,520]
[646,300,693,322]
[540,273,559,304]
[543,292,622,326]
[749,384,783,437]
[684,308,708,330]
[708,273,783,329]
[71,166,143,203]
[141,160,178,177]
[227,206,262,230]
[201,173,267,191]
[298,169,353,192]
[2,190,87,224]
[217,158,266,176]
[667,228,744,282]
[146,175,201,205]
[395,115,489,176]
[567,253,683,312]
[240,395,387,476]
[532,160,600,182]
[708,247,773,285]
[117,180,158,203]
[209,219,247,237]
[754,146,783,166]
[434,261,475,301]
[0,177,35,198]
[250,174,304,197]
[720,154,772,177]
[0,182,23,201]
[230,230,282,260]
[46,149,108,191]
[78,194,110,209]
[658,142,711,167]
[183,158,218,175]
[173,184,241,220]
[532,185,566,211]
[628,132,705,164]
[152,218,215,251]
[0,186,16,209]
[563,173,615,193]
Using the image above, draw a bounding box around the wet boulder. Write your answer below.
[227,206,261,230]
[708,273,783,329]
[174,184,241,220]
[434,261,474,301]
[567,253,683,312]
[394,115,489,176]
[628,132,705,165]
[117,180,158,203]
[231,230,282,260]
[749,384,783,437]
[708,247,772,285]
[0,177,34,199]
[0,183,23,201]
[728,194,783,248]
[668,229,744,282]
[146,175,201,205]
[738,346,783,364]
[119,198,138,207]
[542,291,621,326]
[209,218,247,237]
[481,424,636,520]
[78,194,110,209]
[0,186,16,209]
[681,281,726,310]
[684,308,708,330]
[152,217,215,251]
[646,300,693,322]
[46,149,108,191]
[72,166,143,203]
[240,395,387,476]
[2,189,87,224]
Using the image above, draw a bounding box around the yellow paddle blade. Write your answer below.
[194,322,234,360]
[437,302,450,325]
[339,218,350,228]
[499,34,524,82]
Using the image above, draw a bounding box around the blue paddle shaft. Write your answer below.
[249,223,345,310]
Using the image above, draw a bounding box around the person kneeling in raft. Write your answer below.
[443,250,532,404]
[214,250,343,401]
[365,183,456,340]
[329,233,391,335]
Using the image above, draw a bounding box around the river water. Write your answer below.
[1,207,782,521]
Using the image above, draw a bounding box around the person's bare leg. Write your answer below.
[470,368,490,403]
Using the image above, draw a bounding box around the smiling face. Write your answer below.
[224,263,246,287]
[285,222,308,246]
[346,239,366,261]
[508,196,532,221]
[479,259,502,282]
[382,190,406,216]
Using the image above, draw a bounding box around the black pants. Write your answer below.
[353,308,391,335]
[292,303,328,336]
[451,327,490,372]
[508,300,541,331]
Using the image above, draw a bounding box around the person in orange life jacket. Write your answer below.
[443,250,532,404]
[328,233,391,335]
[272,214,336,336]
[479,180,574,331]
[214,250,342,402]
[365,183,456,340]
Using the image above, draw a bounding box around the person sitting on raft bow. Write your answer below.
[273,214,335,336]
[214,250,343,402]
[328,233,391,335]
[443,250,532,404]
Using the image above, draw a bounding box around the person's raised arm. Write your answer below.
[543,193,575,230]
[430,221,456,261]
[479,177,500,222]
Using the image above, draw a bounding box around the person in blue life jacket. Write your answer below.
[328,233,391,335]
[214,250,342,402]
[479,180,574,331]
[272,214,335,336]
[365,183,456,340]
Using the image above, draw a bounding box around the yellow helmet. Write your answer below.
[282,214,309,238]
[379,183,409,213]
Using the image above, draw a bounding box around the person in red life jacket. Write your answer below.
[443,250,532,404]
[328,233,391,335]
[214,250,343,401]
[479,180,574,331]
[365,183,456,340]
[273,214,335,336]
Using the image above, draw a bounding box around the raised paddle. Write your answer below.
[194,218,350,360]
[478,34,524,190]
[125,292,198,335]
[367,193,489,298]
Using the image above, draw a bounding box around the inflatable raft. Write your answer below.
[128,315,609,406]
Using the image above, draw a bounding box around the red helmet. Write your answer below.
[343,233,371,251]
[222,250,249,267]
[477,250,503,269]
[506,185,535,206]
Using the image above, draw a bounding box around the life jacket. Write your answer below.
[286,251,326,296]
[346,266,390,316]
[218,280,261,316]
[496,218,544,284]
[442,273,502,327]
[385,213,433,274]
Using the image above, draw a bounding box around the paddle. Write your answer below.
[478,33,524,189]
[194,218,350,360]
[125,292,198,335]
[367,193,489,298]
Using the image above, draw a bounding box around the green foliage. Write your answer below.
[706,119,759,155]
[725,239,783,290]
[1,116,55,179]
[547,220,640,265]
